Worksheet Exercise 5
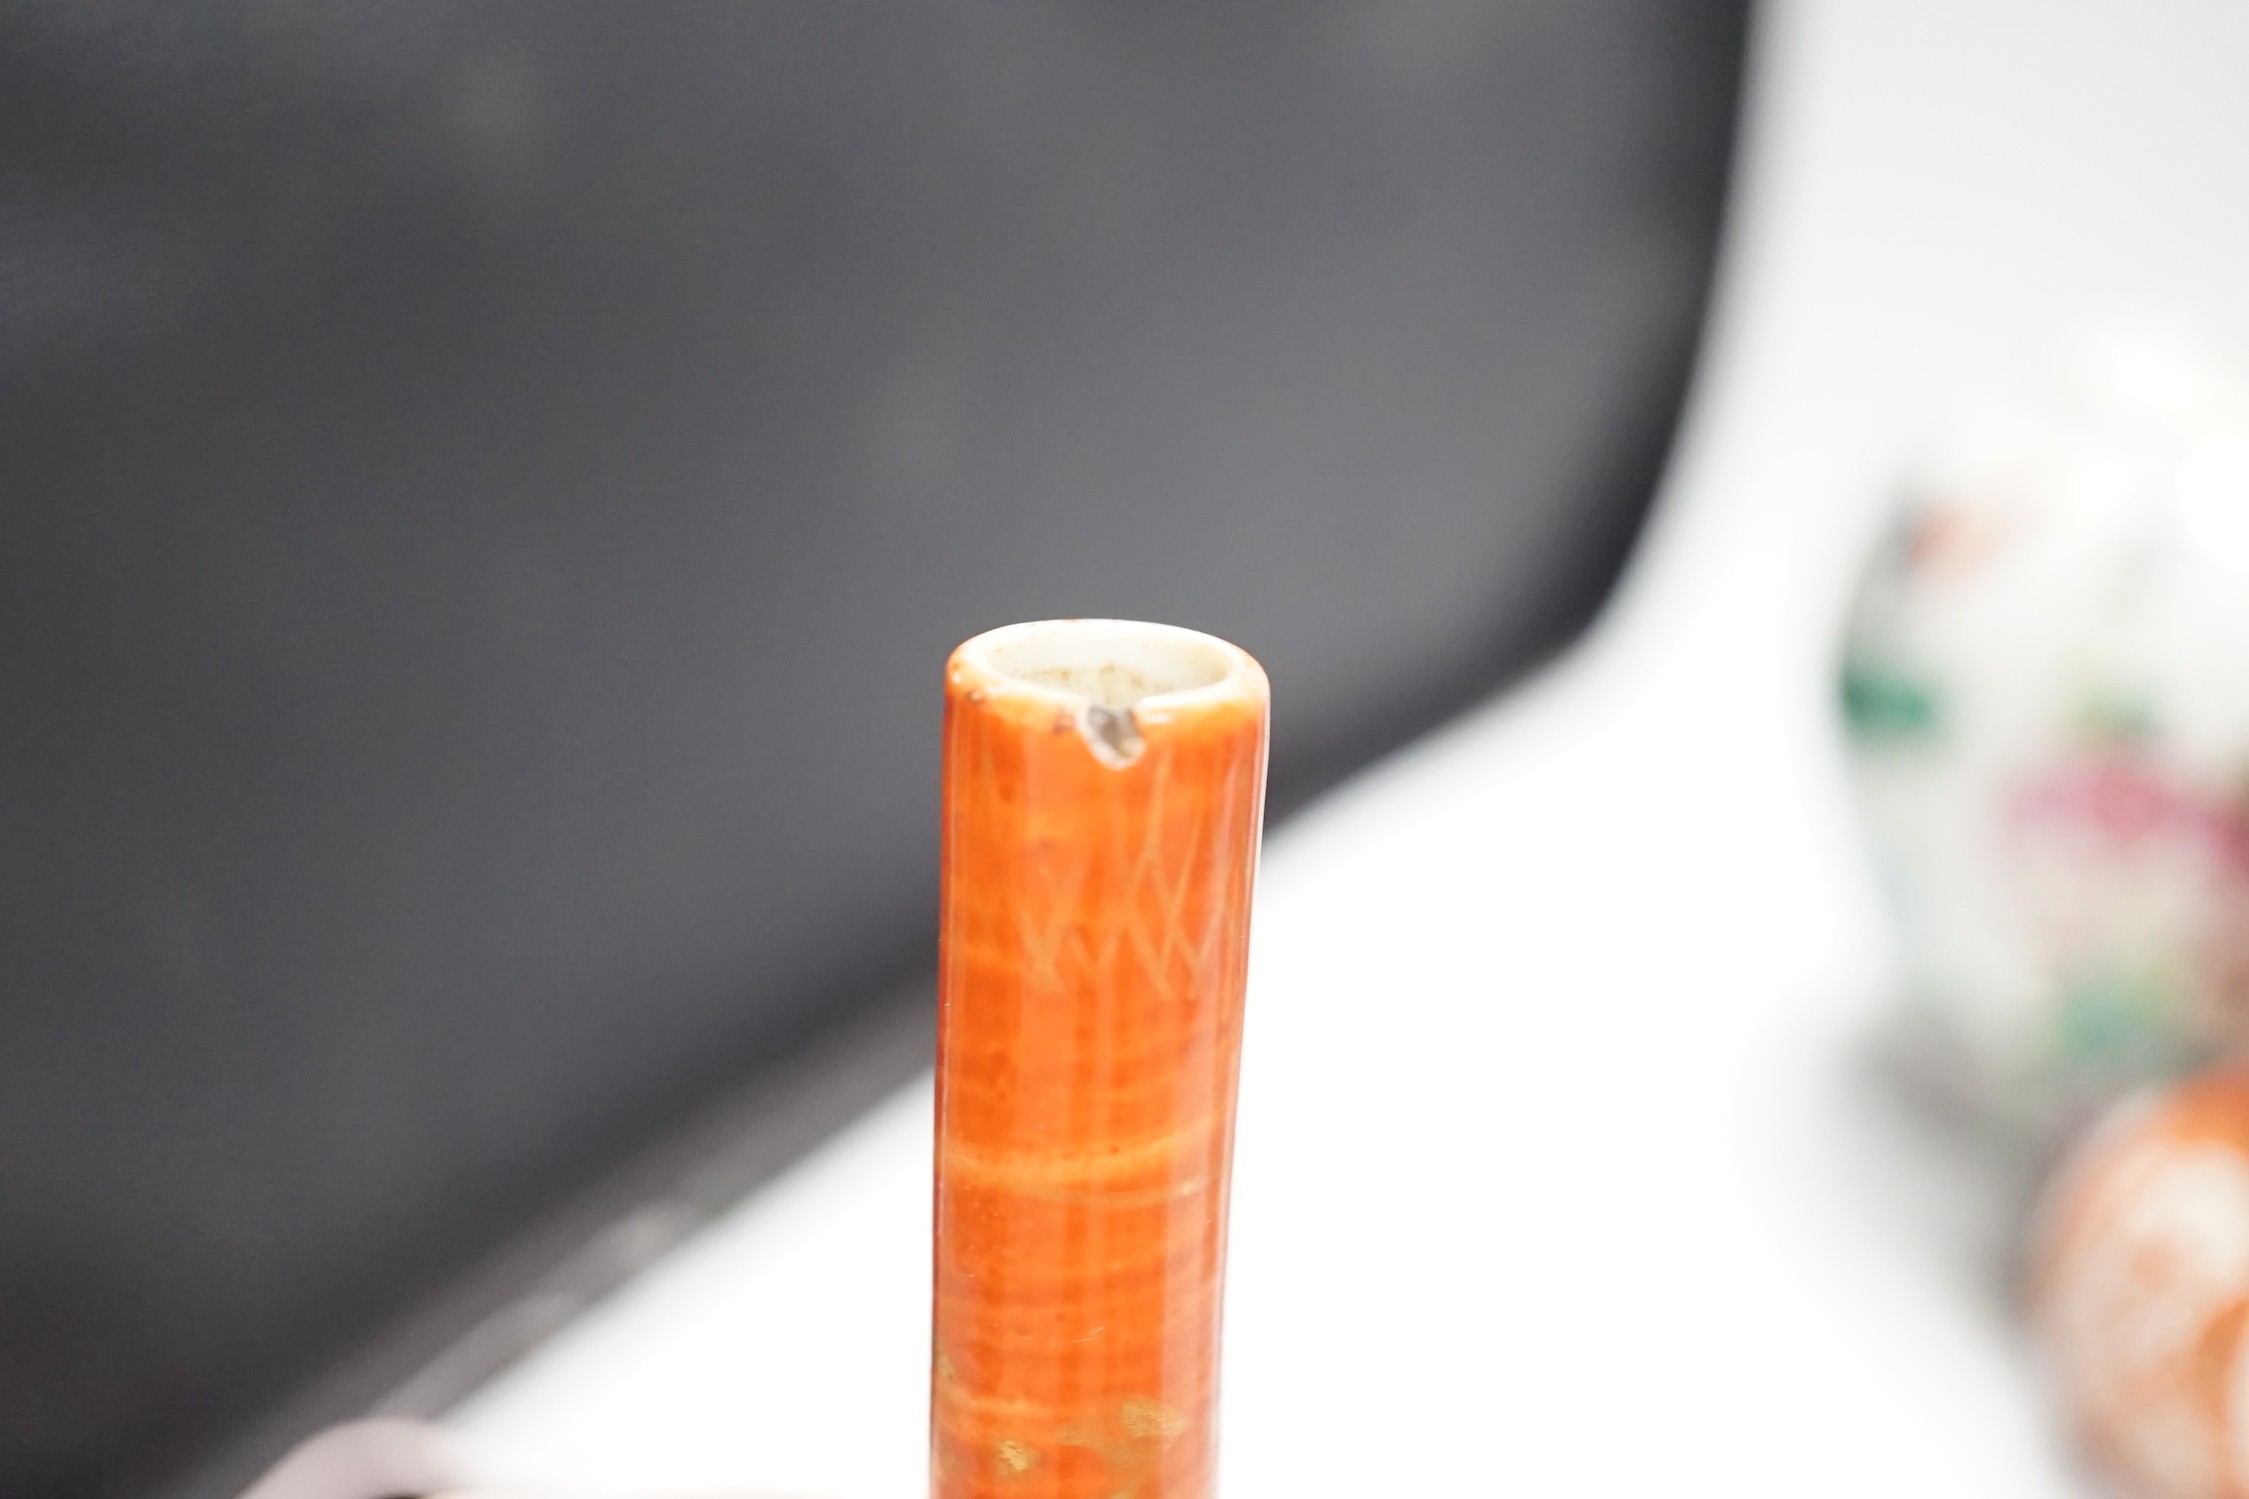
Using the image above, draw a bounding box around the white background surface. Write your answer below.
[446,0,2249,1492]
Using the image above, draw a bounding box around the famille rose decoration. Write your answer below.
[2032,1067,2249,1499]
[933,620,1268,1499]
[1841,323,2249,1145]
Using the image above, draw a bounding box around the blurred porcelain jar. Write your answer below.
[1842,323,2249,1146]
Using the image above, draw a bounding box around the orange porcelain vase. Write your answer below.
[2032,1065,2249,1499]
[934,620,1269,1499]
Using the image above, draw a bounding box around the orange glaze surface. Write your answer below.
[934,622,1267,1499]
[2033,1066,2249,1499]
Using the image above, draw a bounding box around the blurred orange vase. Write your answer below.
[2032,1066,2249,1499]
[933,620,1269,1499]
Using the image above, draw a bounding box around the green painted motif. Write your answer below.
[1840,656,1942,742]
[2049,965,2197,1079]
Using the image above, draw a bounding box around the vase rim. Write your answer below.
[951,618,1263,716]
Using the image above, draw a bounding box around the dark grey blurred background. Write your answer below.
[0,3,1746,1495]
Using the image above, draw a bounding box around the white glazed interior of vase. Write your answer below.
[968,620,1236,709]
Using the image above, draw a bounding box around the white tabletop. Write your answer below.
[444,0,2249,1492]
